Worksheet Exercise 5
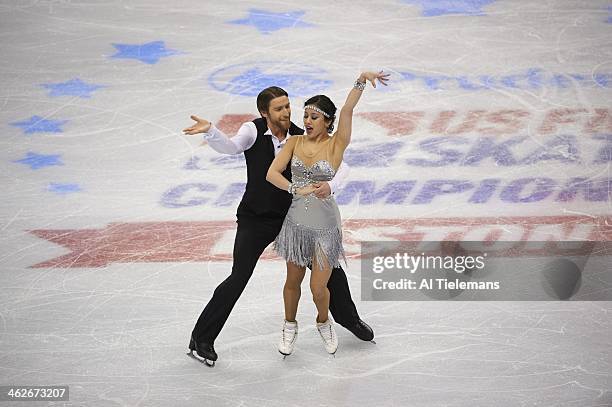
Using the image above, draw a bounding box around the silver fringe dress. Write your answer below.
[274,155,346,269]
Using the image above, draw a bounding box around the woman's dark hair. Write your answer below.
[256,86,288,117]
[304,95,337,132]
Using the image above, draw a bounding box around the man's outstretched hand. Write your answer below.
[183,115,212,135]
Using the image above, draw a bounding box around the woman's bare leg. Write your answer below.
[310,250,333,323]
[284,261,306,321]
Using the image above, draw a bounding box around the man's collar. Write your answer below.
[265,128,292,139]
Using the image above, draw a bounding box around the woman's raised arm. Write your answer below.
[334,71,390,149]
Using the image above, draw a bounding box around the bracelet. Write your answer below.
[353,80,366,91]
[287,182,295,194]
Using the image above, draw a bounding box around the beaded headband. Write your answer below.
[304,105,331,118]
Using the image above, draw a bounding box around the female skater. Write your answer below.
[266,70,389,355]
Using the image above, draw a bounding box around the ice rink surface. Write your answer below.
[0,0,611,406]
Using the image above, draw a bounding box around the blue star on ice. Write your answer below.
[41,78,105,98]
[401,0,496,16]
[14,152,64,170]
[110,41,181,64]
[47,183,82,195]
[228,9,314,34]
[10,115,68,134]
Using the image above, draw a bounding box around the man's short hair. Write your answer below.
[256,86,288,116]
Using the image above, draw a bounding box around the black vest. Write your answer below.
[236,117,304,219]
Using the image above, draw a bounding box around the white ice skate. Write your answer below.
[278,320,298,357]
[316,319,338,355]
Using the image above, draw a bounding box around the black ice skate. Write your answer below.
[346,319,376,344]
[188,336,218,367]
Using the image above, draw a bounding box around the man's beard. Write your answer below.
[272,118,291,131]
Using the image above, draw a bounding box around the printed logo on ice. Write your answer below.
[208,62,332,97]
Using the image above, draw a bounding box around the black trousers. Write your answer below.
[192,216,360,343]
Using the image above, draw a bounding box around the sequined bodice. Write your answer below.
[290,155,336,188]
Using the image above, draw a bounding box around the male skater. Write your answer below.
[183,86,373,366]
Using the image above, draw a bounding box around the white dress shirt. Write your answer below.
[203,122,350,193]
